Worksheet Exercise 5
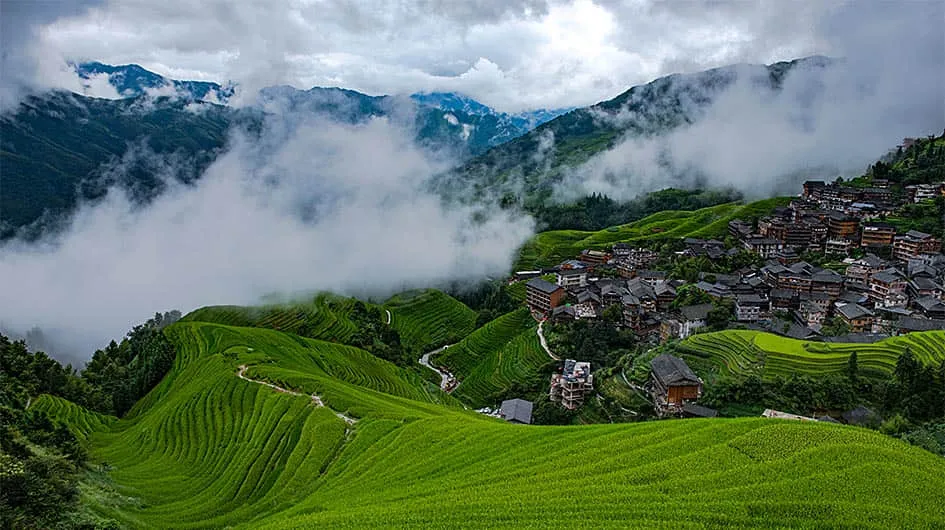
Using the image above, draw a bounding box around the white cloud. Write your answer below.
[558,2,945,201]
[0,110,533,362]
[6,0,903,113]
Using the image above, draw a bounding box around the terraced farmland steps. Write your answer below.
[236,365,357,425]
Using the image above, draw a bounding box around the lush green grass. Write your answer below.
[29,394,118,442]
[503,281,527,303]
[678,330,945,380]
[435,308,549,406]
[36,320,945,528]
[515,198,792,269]
[383,289,477,354]
[181,293,365,343]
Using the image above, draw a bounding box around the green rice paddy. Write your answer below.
[679,330,945,379]
[435,308,550,406]
[383,289,477,354]
[35,320,945,528]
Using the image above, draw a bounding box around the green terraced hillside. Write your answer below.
[515,198,791,269]
[679,330,945,379]
[38,320,945,528]
[383,289,477,354]
[434,308,550,406]
[181,293,365,343]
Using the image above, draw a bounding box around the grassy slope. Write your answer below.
[383,289,477,354]
[435,308,549,407]
[30,394,118,442]
[36,321,945,528]
[678,330,945,380]
[515,198,792,269]
[181,293,365,343]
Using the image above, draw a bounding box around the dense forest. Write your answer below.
[1,311,183,527]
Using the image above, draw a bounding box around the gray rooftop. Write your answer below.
[837,304,873,320]
[871,270,903,284]
[679,303,715,321]
[650,354,701,387]
[897,316,945,332]
[682,403,719,418]
[526,278,562,294]
[904,230,933,240]
[500,399,533,424]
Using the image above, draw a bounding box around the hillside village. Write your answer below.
[515,140,945,420]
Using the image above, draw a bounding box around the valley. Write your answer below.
[2,9,944,525]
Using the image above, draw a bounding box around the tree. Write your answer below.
[820,316,850,337]
[602,304,623,325]
[895,348,919,390]
[847,352,859,381]
[706,305,732,331]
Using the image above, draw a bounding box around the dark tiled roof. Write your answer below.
[904,230,933,240]
[737,294,767,304]
[837,304,873,320]
[911,277,941,290]
[842,406,879,425]
[915,298,945,315]
[811,270,842,283]
[650,354,701,386]
[857,254,887,268]
[824,333,888,343]
[679,303,714,321]
[526,278,562,294]
[682,403,719,418]
[897,316,945,332]
[871,271,902,284]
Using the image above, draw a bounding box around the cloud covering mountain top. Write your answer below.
[7,1,940,113]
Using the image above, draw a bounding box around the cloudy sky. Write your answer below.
[2,0,889,112]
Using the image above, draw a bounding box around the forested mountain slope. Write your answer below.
[433,56,832,205]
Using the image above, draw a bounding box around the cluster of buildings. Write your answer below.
[522,179,945,343]
[739,178,945,258]
[517,174,944,414]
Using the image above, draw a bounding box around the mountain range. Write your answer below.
[76,61,568,151]
[2,57,830,238]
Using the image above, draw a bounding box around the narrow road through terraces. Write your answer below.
[620,369,653,404]
[536,320,560,361]
[237,365,357,425]
[419,345,458,392]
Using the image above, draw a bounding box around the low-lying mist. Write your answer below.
[0,108,534,365]
[555,3,944,202]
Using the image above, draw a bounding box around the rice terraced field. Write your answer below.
[181,293,367,343]
[434,308,550,406]
[515,198,791,269]
[678,330,945,379]
[35,319,945,528]
[383,289,477,354]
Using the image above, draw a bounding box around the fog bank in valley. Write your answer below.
[0,108,534,364]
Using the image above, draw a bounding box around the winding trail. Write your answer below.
[385,309,391,325]
[237,365,357,425]
[620,369,653,404]
[536,320,560,361]
[419,345,457,392]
